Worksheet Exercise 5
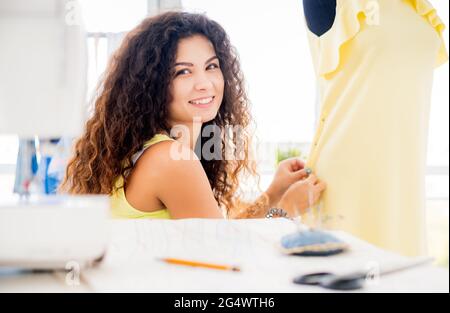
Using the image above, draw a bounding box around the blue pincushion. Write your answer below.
[280,230,348,256]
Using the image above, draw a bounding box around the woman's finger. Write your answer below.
[313,187,324,202]
[290,158,305,171]
[293,168,309,180]
[314,180,326,192]
[305,173,318,185]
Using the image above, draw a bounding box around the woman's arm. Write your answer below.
[228,159,326,219]
[126,142,326,219]
[228,173,325,219]
[227,193,271,219]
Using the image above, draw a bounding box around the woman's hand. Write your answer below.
[265,158,308,207]
[277,173,326,217]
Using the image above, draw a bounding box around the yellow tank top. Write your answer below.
[110,134,174,219]
[305,0,448,256]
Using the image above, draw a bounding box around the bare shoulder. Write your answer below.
[136,139,201,175]
[127,139,222,218]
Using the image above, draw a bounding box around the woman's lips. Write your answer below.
[189,96,215,108]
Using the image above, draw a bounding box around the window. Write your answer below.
[79,0,148,33]
[79,0,148,98]
[426,1,449,199]
[0,135,18,165]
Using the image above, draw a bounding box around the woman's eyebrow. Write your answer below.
[174,56,218,67]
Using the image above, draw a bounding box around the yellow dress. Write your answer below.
[110,134,174,219]
[305,0,448,256]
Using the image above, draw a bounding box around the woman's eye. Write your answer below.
[207,63,219,70]
[175,69,190,76]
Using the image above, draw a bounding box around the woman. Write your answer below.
[61,12,326,219]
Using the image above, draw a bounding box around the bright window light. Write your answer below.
[79,0,148,33]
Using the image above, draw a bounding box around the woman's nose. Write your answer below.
[194,73,214,90]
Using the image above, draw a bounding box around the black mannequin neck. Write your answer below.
[302,0,337,37]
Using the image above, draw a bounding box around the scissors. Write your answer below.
[293,256,434,291]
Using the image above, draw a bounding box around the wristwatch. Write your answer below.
[265,208,289,219]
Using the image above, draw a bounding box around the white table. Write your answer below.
[1,218,448,292]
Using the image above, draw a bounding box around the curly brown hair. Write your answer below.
[60,11,256,212]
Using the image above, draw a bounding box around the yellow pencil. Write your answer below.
[159,257,241,272]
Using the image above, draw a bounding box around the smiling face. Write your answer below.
[167,35,225,126]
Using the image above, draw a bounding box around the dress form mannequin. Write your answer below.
[301,0,448,256]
